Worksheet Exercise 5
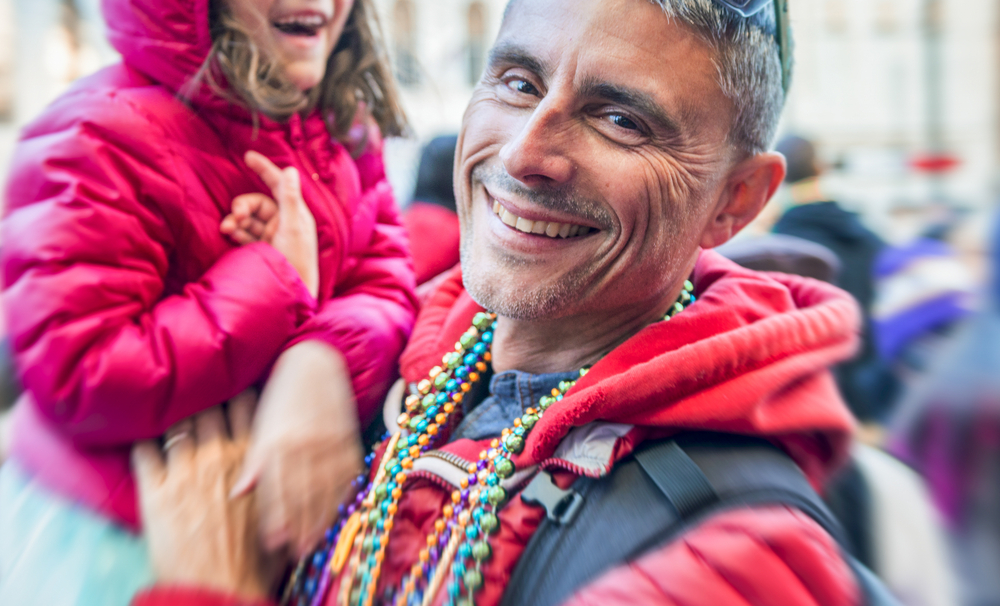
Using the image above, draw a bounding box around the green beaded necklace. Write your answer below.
[288,280,696,606]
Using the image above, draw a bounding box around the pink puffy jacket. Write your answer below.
[1,0,417,529]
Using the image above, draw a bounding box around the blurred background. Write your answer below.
[0,0,997,231]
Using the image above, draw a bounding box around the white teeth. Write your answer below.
[500,208,518,227]
[274,15,325,26]
[490,196,594,239]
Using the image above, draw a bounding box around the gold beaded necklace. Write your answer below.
[285,280,696,606]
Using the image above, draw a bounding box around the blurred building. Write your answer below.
[782,0,1000,241]
[371,0,507,202]
[0,0,118,189]
[375,0,1000,222]
[0,0,996,223]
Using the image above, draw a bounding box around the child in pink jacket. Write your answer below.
[0,0,416,603]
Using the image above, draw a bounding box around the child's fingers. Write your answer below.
[223,225,258,245]
[244,217,269,239]
[220,214,239,236]
[275,167,304,216]
[255,198,279,223]
[245,151,283,195]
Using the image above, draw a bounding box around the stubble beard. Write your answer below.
[460,235,595,321]
[459,164,610,321]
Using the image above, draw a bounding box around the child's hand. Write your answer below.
[226,151,319,299]
[231,341,364,557]
[220,193,278,244]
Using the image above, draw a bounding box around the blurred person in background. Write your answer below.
[773,135,899,428]
[0,0,418,604]
[401,134,462,287]
[870,218,976,397]
[889,213,1000,606]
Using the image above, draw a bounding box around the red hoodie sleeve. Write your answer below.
[286,140,417,424]
[561,506,861,606]
[131,586,276,606]
[1,92,315,447]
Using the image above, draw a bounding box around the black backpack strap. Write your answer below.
[500,433,871,606]
[499,448,684,606]
[634,440,717,516]
[663,433,848,546]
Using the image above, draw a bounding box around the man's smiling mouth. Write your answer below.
[490,198,595,239]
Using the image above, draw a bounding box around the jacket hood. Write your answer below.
[402,249,860,485]
[102,0,212,94]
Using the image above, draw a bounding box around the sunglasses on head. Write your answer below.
[712,0,792,95]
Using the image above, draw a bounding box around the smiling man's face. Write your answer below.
[456,0,740,321]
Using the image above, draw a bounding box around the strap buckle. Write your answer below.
[520,470,585,525]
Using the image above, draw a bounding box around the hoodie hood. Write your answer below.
[401,249,860,485]
[102,0,212,95]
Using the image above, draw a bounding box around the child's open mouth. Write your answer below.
[272,14,328,37]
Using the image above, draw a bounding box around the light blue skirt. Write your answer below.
[0,461,154,606]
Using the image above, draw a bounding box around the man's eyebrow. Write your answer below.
[580,79,683,136]
[487,43,549,79]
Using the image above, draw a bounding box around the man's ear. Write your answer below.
[698,152,786,249]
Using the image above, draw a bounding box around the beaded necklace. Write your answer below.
[284,280,696,606]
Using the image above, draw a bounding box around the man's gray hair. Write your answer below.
[652,0,788,156]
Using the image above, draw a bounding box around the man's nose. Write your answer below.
[499,101,575,187]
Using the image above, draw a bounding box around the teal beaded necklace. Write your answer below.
[287,280,696,606]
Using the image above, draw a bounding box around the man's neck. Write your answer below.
[489,287,685,375]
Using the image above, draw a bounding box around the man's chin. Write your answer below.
[461,260,577,322]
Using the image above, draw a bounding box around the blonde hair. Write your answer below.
[195,0,407,145]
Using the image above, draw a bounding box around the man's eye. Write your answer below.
[610,114,640,131]
[509,79,539,95]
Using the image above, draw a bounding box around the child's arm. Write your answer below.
[219,133,416,554]
[1,101,318,446]
[284,135,419,425]
[219,137,418,426]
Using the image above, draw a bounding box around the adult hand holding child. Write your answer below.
[133,393,275,601]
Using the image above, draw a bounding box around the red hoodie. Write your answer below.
[135,250,862,606]
[2,0,417,530]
